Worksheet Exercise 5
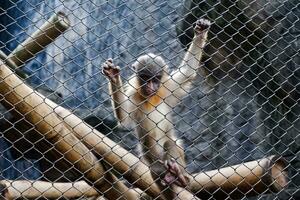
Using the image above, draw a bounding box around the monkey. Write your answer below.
[102,18,211,199]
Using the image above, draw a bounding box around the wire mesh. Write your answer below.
[0,0,299,199]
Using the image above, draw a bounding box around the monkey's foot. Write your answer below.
[194,18,211,34]
[163,158,190,187]
[102,58,120,83]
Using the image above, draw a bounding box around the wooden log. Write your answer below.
[0,180,99,199]
[190,156,288,199]
[0,57,288,199]
[0,51,17,71]
[0,182,11,200]
[0,50,27,78]
[0,12,199,198]
[0,60,139,200]
[0,61,198,200]
[7,11,70,67]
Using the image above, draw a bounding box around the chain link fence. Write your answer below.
[0,0,299,199]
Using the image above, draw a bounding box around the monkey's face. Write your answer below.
[133,54,167,97]
[138,70,163,97]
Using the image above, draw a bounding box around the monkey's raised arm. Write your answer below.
[165,19,211,106]
[102,59,130,126]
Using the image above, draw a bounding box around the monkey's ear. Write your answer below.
[131,63,137,72]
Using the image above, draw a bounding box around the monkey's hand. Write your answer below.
[163,158,190,187]
[194,18,211,35]
[193,18,211,48]
[102,58,120,84]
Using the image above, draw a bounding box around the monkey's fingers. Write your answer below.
[104,62,120,73]
[195,18,211,33]
[102,63,120,77]
[162,172,177,186]
[176,173,189,187]
[101,64,110,75]
[105,60,115,68]
[170,163,189,187]
[111,66,121,76]
[115,66,121,71]
[101,62,109,71]
[167,172,189,187]
[164,159,177,175]
[102,69,110,77]
[165,158,180,175]
[163,172,188,188]
[164,159,190,187]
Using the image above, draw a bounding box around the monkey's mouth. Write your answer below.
[144,87,156,96]
[142,85,157,97]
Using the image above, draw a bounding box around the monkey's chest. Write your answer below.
[135,104,171,132]
[134,105,173,160]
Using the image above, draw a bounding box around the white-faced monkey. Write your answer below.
[102,18,211,199]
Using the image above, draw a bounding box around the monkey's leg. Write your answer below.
[163,140,190,187]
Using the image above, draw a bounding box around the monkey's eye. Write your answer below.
[140,75,153,82]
